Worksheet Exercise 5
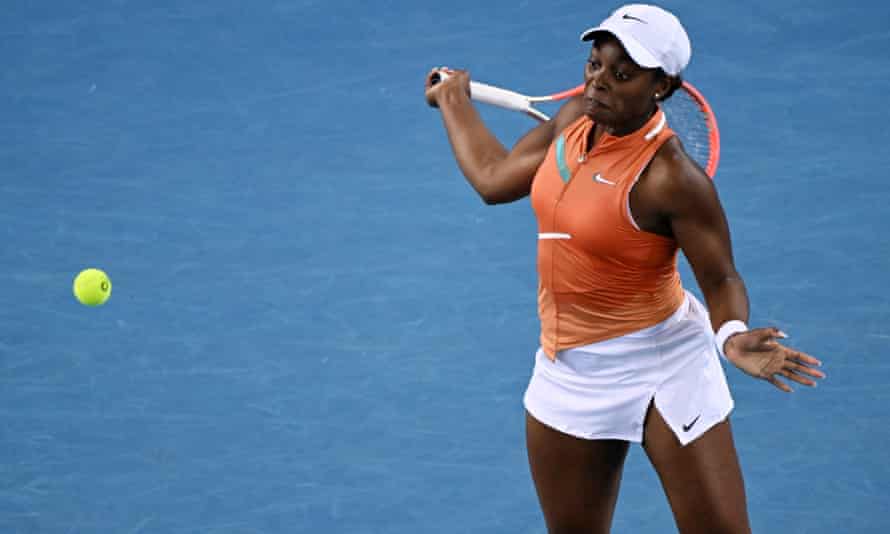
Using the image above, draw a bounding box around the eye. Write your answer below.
[614,70,629,81]
[587,60,601,71]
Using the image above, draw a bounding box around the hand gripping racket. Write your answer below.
[430,71,720,178]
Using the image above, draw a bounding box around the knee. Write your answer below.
[546,520,611,534]
[548,527,605,534]
[674,500,750,534]
[688,510,751,534]
[704,523,750,534]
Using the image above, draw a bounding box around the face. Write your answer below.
[583,34,668,132]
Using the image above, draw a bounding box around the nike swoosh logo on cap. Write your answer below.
[622,13,647,23]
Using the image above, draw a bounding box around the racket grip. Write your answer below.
[431,70,532,114]
[469,82,531,113]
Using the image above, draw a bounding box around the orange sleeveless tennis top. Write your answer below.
[531,109,685,359]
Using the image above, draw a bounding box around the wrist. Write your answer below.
[715,320,748,360]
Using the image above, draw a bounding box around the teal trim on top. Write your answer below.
[555,135,571,183]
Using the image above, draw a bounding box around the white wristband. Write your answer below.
[715,320,748,360]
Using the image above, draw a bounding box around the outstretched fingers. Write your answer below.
[767,375,793,393]
[736,326,826,393]
[780,368,816,388]
[769,347,826,391]
[788,348,823,369]
[783,347,825,382]
[787,358,825,379]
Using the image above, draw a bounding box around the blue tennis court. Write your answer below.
[2,1,888,532]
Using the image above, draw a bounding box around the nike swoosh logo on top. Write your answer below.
[593,174,616,186]
[682,415,701,432]
[622,13,647,23]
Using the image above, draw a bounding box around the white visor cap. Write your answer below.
[580,4,691,76]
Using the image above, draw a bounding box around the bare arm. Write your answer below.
[425,69,584,204]
[644,145,824,391]
[649,147,748,331]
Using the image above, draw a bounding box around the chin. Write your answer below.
[585,107,612,124]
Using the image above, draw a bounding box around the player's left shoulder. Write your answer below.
[646,136,715,201]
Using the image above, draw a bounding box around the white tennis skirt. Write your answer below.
[523,291,734,446]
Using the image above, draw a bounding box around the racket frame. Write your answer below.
[431,70,720,177]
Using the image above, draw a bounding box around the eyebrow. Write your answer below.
[588,50,638,70]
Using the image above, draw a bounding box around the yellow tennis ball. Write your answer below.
[73,268,112,306]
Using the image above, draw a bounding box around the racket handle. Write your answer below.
[470,82,533,114]
[431,70,533,115]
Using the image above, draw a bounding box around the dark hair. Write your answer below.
[655,68,683,102]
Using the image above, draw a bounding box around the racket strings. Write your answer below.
[662,90,714,175]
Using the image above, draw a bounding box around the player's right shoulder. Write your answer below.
[551,96,587,139]
[511,96,585,158]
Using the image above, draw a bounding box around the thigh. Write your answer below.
[642,404,751,534]
[526,411,630,534]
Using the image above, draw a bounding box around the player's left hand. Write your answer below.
[725,327,825,392]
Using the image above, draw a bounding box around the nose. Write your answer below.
[585,65,606,97]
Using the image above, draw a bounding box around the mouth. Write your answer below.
[585,98,610,113]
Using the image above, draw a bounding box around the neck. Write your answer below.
[602,104,658,137]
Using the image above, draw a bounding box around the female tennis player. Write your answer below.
[424,4,824,534]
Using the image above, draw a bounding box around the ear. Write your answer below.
[653,74,674,101]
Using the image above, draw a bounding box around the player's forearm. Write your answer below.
[437,94,509,203]
[700,276,750,332]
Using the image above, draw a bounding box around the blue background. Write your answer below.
[2,1,888,532]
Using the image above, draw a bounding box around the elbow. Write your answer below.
[700,273,746,296]
[480,192,503,205]
[475,175,511,205]
[479,189,512,205]
[475,182,503,205]
[471,164,521,205]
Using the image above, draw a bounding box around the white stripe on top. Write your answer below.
[538,233,572,240]
[644,112,667,141]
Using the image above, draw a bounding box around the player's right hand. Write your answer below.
[424,67,471,108]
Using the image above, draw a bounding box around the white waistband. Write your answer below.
[615,293,690,339]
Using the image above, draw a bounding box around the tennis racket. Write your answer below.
[430,71,720,178]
